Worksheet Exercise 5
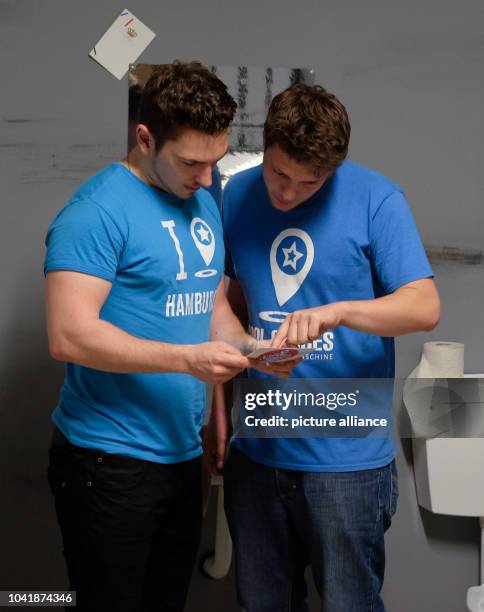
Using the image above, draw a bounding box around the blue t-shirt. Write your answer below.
[45,163,224,463]
[207,166,223,211]
[223,161,433,472]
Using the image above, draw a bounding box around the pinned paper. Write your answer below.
[89,9,156,80]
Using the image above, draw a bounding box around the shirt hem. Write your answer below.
[231,440,395,472]
[52,415,202,465]
[386,271,434,294]
[44,262,115,282]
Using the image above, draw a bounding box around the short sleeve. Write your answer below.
[370,190,433,293]
[221,182,237,279]
[206,166,223,212]
[44,197,125,282]
[224,244,237,279]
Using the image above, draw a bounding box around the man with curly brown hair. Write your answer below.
[44,62,292,612]
[205,84,440,611]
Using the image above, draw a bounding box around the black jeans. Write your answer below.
[48,430,202,612]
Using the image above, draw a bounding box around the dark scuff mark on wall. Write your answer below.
[290,68,304,85]
[3,117,57,124]
[3,143,124,184]
[265,68,273,112]
[426,245,482,265]
[237,66,249,149]
[5,119,37,124]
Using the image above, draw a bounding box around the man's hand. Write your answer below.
[202,385,230,475]
[247,338,301,377]
[270,279,440,345]
[202,412,229,475]
[271,303,344,348]
[185,341,250,384]
[248,356,302,377]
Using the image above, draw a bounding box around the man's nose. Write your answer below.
[197,166,213,188]
[280,183,296,202]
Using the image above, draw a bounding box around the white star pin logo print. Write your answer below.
[190,217,218,278]
[270,228,314,306]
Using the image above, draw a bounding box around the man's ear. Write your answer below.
[136,124,154,154]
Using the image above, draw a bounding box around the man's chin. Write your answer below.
[270,195,299,212]
[182,186,199,198]
[171,188,197,199]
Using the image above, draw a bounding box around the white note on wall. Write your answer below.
[88,9,156,80]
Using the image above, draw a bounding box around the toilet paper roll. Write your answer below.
[408,341,465,379]
[467,584,484,612]
[404,342,465,437]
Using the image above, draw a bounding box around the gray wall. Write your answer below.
[1,1,483,610]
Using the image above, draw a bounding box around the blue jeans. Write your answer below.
[223,447,398,612]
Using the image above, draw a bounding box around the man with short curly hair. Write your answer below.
[44,61,292,612]
[205,83,440,611]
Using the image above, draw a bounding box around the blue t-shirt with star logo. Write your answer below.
[223,161,433,472]
[44,163,224,463]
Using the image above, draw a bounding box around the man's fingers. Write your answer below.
[216,438,226,467]
[297,317,310,346]
[248,358,300,378]
[286,316,301,347]
[221,342,246,355]
[268,357,302,376]
[270,331,287,348]
[202,446,215,474]
[218,352,250,370]
[248,359,279,373]
[307,316,320,341]
[204,444,222,475]
[274,356,302,369]
[271,316,290,347]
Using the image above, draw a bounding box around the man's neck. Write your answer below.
[121,147,178,197]
[121,147,149,184]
